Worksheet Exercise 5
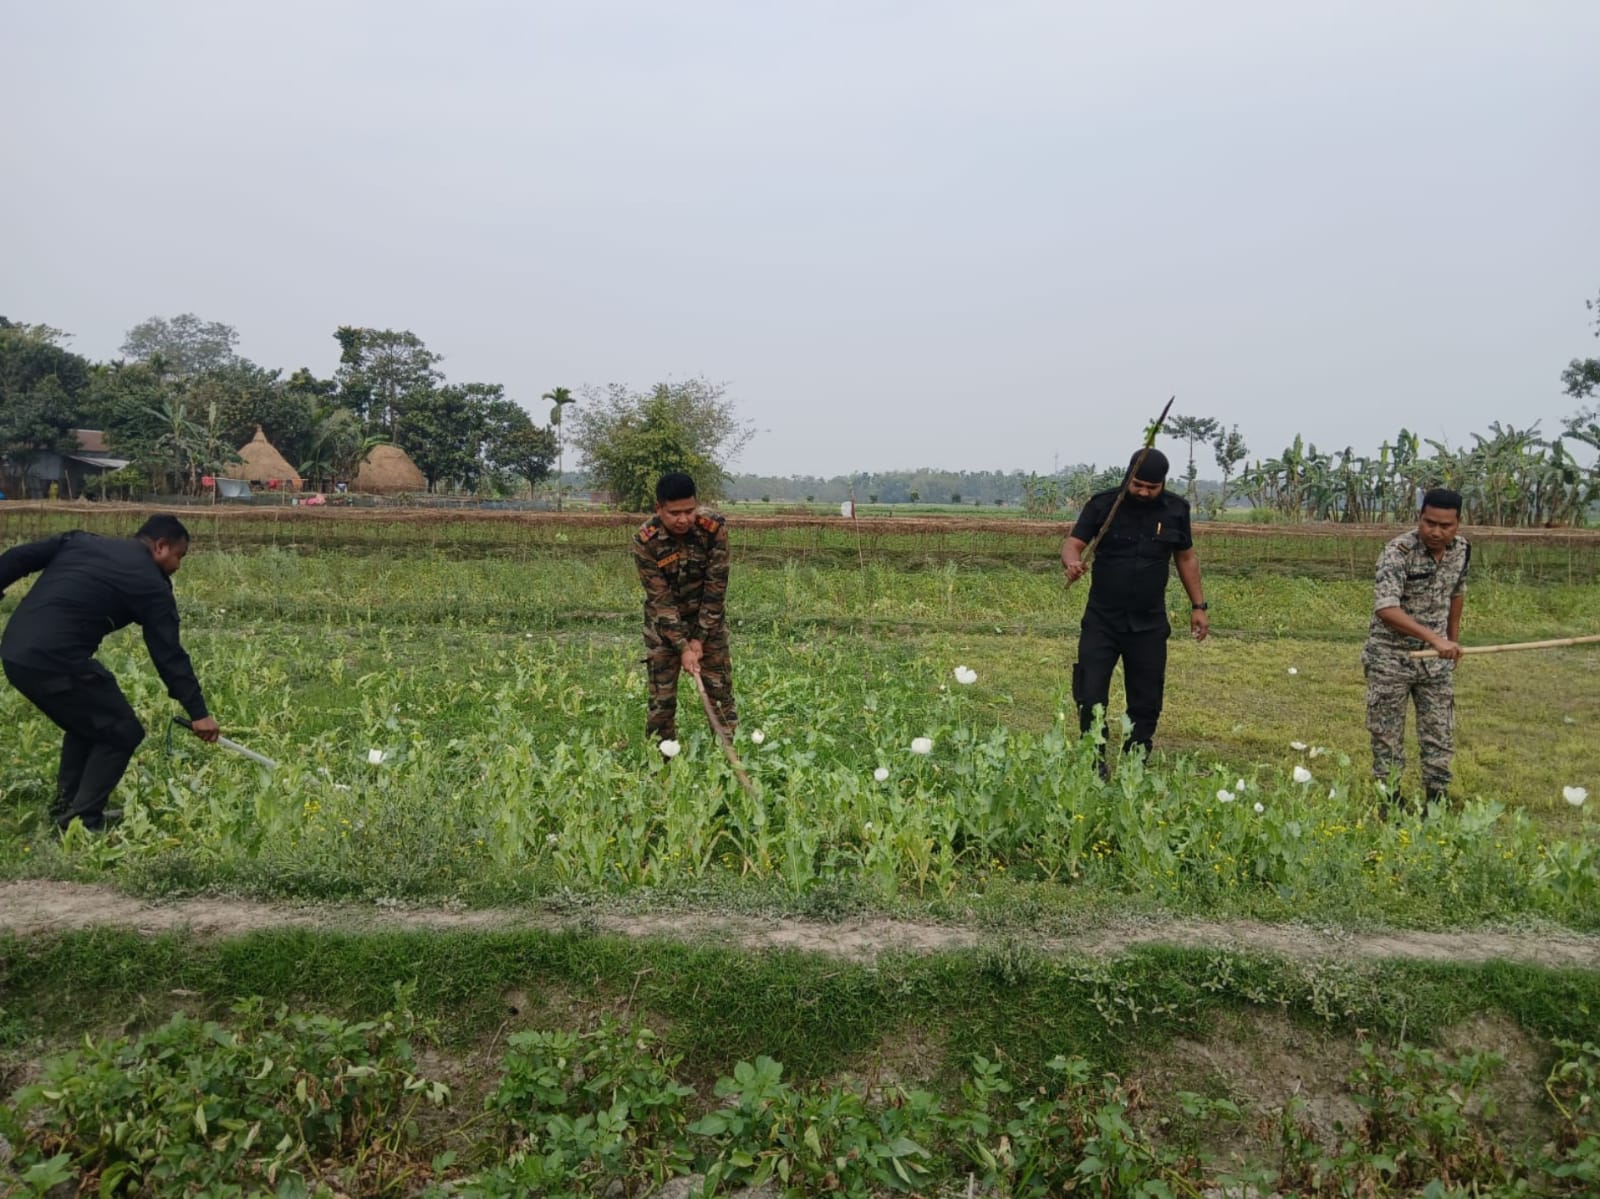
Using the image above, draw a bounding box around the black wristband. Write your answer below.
[1192,602,1208,611]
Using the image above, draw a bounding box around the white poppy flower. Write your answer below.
[1253,802,1266,814]
[1308,746,1327,759]
[750,729,766,745]
[910,737,933,755]
[1289,741,1308,752]
[545,833,559,846]
[1287,667,1298,676]
[1216,789,1235,803]
[1327,787,1337,800]
[1293,766,1313,784]
[1563,786,1588,807]
[864,821,874,832]
[659,739,681,759]
[367,748,388,766]
[1235,778,1247,792]
[873,767,890,782]
[953,666,978,686]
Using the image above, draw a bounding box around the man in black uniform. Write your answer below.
[1061,449,1208,768]
[1,514,220,831]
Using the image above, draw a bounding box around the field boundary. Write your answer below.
[4,880,1598,970]
[5,500,1600,544]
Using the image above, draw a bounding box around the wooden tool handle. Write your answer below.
[1409,634,1600,659]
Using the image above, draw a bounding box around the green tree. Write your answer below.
[577,394,721,512]
[1211,424,1249,511]
[0,376,80,492]
[0,318,92,407]
[1561,288,1600,402]
[1165,414,1221,502]
[394,384,488,492]
[300,406,381,492]
[89,361,184,489]
[0,320,93,492]
[333,327,443,439]
[121,314,240,377]
[486,401,557,496]
[570,378,752,510]
[543,386,576,509]
[184,360,320,467]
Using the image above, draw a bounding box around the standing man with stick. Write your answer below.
[633,472,737,752]
[1363,488,1470,810]
[0,514,220,831]
[1062,448,1209,773]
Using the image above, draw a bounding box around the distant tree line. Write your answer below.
[0,314,557,497]
[728,469,1038,507]
[6,285,1598,523]
[735,289,1600,528]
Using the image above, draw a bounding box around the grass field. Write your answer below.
[3,504,1599,1195]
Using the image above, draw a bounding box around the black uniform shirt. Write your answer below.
[1070,487,1193,630]
[0,532,209,718]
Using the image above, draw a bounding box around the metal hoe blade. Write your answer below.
[215,735,279,770]
[170,717,279,770]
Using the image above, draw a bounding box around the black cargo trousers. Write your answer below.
[3,659,145,829]
[1072,606,1169,758]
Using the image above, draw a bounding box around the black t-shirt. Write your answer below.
[1070,487,1193,627]
[0,532,209,718]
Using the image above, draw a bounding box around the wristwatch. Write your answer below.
[1192,602,1208,611]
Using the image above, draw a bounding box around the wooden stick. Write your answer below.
[694,672,759,800]
[1409,634,1600,659]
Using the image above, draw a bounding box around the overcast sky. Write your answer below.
[4,1,1597,477]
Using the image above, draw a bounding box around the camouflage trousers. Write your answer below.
[1362,649,1455,792]
[644,629,736,742]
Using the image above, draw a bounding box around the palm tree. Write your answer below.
[542,386,576,510]
[142,397,205,493]
[300,406,386,492]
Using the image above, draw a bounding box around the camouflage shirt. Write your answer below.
[633,508,729,651]
[1364,530,1470,655]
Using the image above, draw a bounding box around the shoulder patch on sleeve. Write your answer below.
[635,521,658,543]
[695,512,724,534]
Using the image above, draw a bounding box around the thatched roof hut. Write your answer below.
[355,444,426,494]
[225,426,301,487]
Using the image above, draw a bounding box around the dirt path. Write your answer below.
[3,880,1599,970]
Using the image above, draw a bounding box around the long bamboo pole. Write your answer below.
[1409,634,1600,660]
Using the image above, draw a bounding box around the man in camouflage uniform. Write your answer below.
[633,471,735,746]
[1362,488,1470,810]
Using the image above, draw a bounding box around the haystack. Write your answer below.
[355,444,426,494]
[225,426,301,487]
